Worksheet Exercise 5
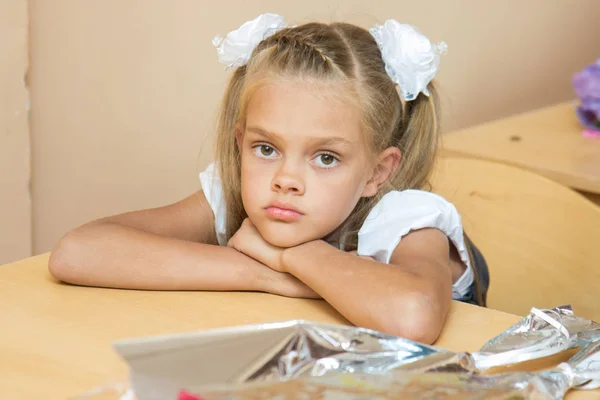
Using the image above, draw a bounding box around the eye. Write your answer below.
[260,145,274,156]
[253,144,278,158]
[314,153,339,168]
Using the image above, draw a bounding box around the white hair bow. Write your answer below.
[370,20,447,101]
[213,14,447,101]
[212,13,286,68]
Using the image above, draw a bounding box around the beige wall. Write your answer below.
[0,0,30,264]
[27,0,600,255]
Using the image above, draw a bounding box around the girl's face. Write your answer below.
[238,80,377,247]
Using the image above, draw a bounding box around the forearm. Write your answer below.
[49,221,268,291]
[282,240,450,343]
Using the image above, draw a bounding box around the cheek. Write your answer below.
[240,166,257,199]
[240,156,272,203]
[239,156,254,201]
[311,174,365,215]
[328,168,369,195]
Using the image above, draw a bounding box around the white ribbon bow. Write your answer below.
[212,13,286,68]
[370,20,447,101]
[213,14,447,101]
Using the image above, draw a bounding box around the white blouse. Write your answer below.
[199,163,474,299]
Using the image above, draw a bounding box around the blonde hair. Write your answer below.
[215,22,440,249]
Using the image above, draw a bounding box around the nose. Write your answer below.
[271,162,305,195]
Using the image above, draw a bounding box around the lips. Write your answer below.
[265,201,303,222]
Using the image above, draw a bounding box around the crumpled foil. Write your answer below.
[186,340,600,400]
[112,321,464,400]
[190,371,571,400]
[471,305,600,370]
[566,340,600,390]
[105,305,600,400]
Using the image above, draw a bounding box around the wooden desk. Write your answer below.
[0,254,596,399]
[442,102,600,203]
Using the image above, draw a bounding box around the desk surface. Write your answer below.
[442,101,600,195]
[0,254,595,399]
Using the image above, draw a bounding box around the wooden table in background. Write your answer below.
[442,101,600,205]
[1,254,597,399]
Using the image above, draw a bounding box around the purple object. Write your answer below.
[573,59,600,132]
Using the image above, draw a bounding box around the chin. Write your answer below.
[258,223,318,248]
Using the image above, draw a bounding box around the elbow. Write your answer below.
[48,229,87,284]
[371,292,446,345]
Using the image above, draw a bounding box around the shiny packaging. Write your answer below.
[111,305,600,400]
[113,321,452,400]
[472,305,600,370]
[189,340,600,400]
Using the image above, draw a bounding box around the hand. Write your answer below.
[228,218,286,272]
[228,219,319,298]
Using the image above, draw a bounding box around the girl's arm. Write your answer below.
[281,228,455,344]
[227,219,456,343]
[49,191,318,298]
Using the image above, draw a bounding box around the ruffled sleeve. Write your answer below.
[357,190,474,298]
[199,163,228,246]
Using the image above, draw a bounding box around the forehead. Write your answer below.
[245,80,364,143]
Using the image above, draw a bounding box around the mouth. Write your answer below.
[265,202,303,222]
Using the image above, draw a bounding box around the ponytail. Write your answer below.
[391,83,441,191]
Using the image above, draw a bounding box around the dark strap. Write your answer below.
[463,233,489,307]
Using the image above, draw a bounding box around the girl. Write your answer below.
[49,14,489,344]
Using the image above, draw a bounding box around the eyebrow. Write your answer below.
[246,126,353,148]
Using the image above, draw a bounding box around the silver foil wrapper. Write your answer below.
[566,340,600,389]
[113,321,466,400]
[471,305,600,370]
[112,306,600,400]
[192,340,600,400]
[193,371,572,400]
